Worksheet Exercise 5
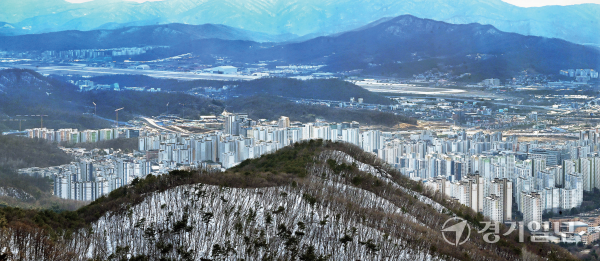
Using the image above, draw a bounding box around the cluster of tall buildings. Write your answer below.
[19,113,600,227]
[140,114,382,169]
[559,69,599,83]
[23,115,384,201]
[26,127,139,143]
[19,128,146,201]
[559,69,599,79]
[389,130,600,226]
[40,46,164,60]
[480,78,501,87]
[28,128,116,143]
[138,113,596,227]
[53,151,152,201]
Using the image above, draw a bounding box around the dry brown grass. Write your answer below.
[0,195,88,211]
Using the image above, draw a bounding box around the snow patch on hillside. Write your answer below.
[85,184,442,260]
[0,187,35,201]
[318,150,447,213]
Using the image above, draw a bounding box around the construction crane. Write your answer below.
[16,114,48,128]
[179,103,186,118]
[1,117,27,131]
[115,107,124,128]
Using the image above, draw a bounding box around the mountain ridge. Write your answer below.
[2,15,598,80]
[249,15,600,79]
[1,0,599,45]
[0,23,293,51]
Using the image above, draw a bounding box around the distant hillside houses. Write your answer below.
[40,46,166,60]
[73,79,119,92]
[134,64,150,70]
[480,78,501,87]
[560,69,599,82]
[72,79,160,92]
[202,66,238,74]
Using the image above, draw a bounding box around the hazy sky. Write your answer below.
[502,0,600,7]
[64,0,600,5]
[65,0,161,3]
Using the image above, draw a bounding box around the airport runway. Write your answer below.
[9,65,259,81]
[354,81,467,95]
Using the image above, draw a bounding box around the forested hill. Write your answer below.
[0,135,72,170]
[0,135,74,208]
[0,141,576,260]
[0,69,224,131]
[90,75,393,105]
[255,15,600,80]
[225,95,416,126]
[0,70,413,131]
[233,78,393,105]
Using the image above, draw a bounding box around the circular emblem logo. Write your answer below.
[441,217,471,246]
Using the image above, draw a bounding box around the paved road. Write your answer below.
[141,117,190,133]
[91,114,131,127]
[505,132,578,138]
[10,65,259,81]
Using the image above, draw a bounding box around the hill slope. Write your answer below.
[0,135,79,209]
[0,141,577,260]
[0,69,224,131]
[225,95,416,126]
[0,70,414,131]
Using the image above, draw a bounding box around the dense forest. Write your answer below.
[0,135,81,209]
[0,141,577,260]
[0,135,72,170]
[225,95,417,126]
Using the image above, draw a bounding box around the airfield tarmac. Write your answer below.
[353,81,466,95]
[9,65,259,81]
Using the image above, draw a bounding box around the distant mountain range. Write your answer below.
[254,15,600,79]
[0,23,289,51]
[1,15,598,80]
[0,22,25,36]
[1,0,599,46]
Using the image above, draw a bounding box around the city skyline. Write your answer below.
[1,0,599,259]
